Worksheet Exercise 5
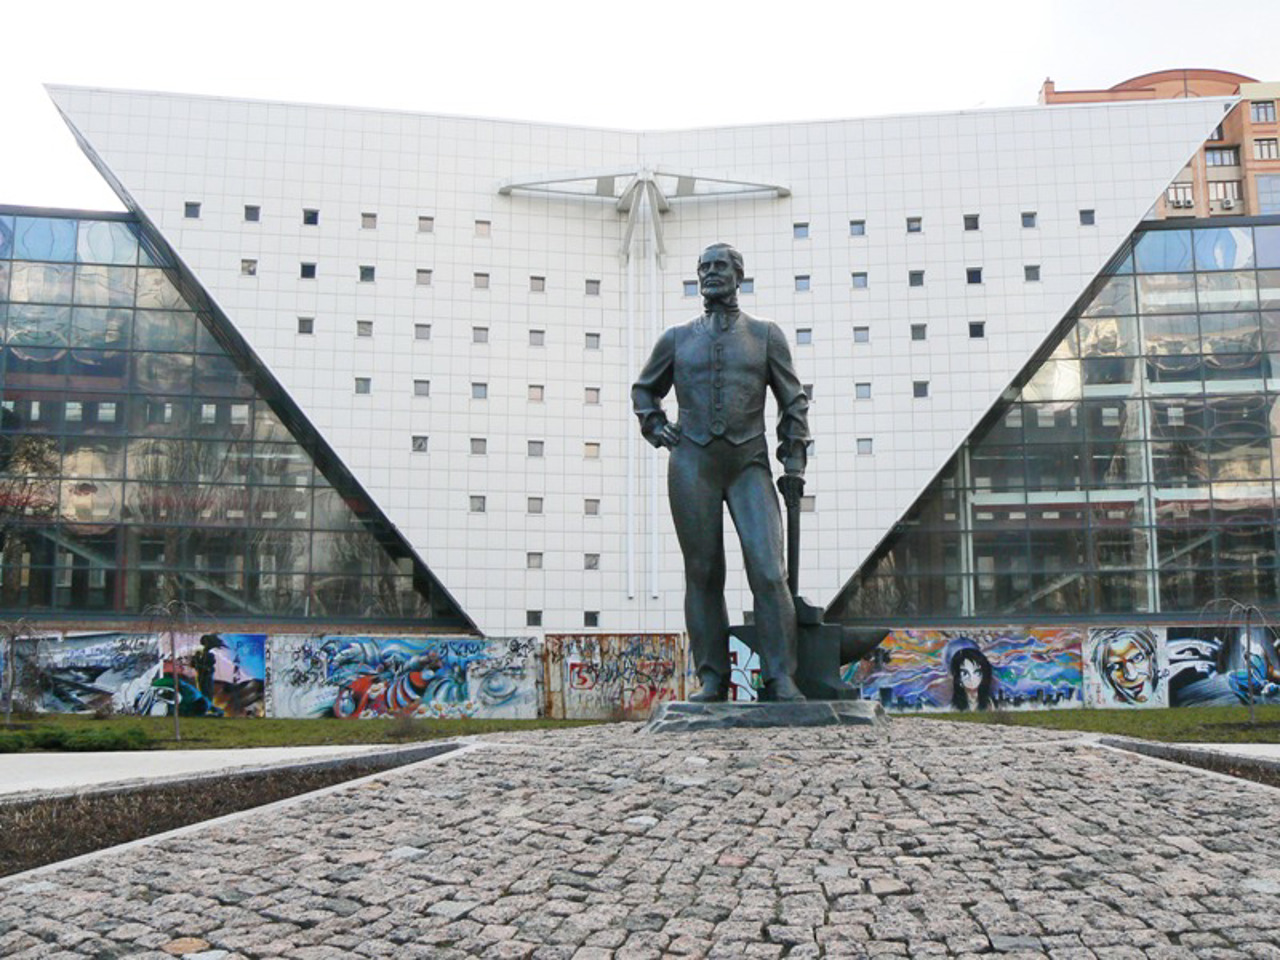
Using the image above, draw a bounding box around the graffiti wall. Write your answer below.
[266,635,538,719]
[846,628,1084,712]
[39,632,162,714]
[544,634,684,719]
[1168,624,1280,707]
[728,634,761,702]
[1083,627,1169,708]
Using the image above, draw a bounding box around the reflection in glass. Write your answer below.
[76,220,138,265]
[58,478,121,524]
[74,265,136,307]
[1138,274,1198,314]
[1197,273,1258,313]
[132,352,193,393]
[8,263,74,304]
[135,269,187,309]
[14,217,77,262]
[1134,229,1193,273]
[71,307,131,351]
[1194,227,1254,270]
[1257,225,1280,269]
[1078,315,1138,356]
[1081,276,1136,317]
[134,310,196,352]
[6,304,71,362]
[0,215,13,259]
[62,437,125,478]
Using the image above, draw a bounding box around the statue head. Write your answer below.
[697,243,744,301]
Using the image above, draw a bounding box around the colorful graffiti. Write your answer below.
[728,634,761,702]
[266,635,538,719]
[1083,627,1168,708]
[846,628,1083,711]
[545,634,684,719]
[1169,624,1280,707]
[38,632,161,714]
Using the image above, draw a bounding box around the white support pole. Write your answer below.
[626,235,637,600]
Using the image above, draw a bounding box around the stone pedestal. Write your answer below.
[644,699,887,734]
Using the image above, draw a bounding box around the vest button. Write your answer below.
[711,418,726,436]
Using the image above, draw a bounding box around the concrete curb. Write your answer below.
[0,741,484,888]
[1098,736,1280,790]
[0,741,463,807]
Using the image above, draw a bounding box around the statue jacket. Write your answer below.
[631,309,810,476]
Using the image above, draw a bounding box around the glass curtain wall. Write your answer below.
[0,212,463,623]
[831,220,1280,624]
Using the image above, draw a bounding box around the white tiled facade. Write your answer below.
[49,86,1230,636]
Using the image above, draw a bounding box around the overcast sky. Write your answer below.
[3,0,1278,211]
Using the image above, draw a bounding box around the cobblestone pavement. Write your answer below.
[3,719,1279,959]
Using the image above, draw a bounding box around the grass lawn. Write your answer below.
[905,703,1280,743]
[0,713,601,751]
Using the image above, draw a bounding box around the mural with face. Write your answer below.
[1083,627,1168,708]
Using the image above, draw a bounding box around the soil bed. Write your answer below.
[0,743,457,878]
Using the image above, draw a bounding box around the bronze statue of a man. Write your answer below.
[632,243,810,702]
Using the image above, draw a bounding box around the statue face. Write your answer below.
[697,247,737,299]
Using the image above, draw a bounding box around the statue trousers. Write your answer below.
[667,434,799,692]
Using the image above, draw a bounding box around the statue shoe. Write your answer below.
[688,682,729,703]
[762,677,807,702]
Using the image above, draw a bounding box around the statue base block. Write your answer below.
[644,699,887,734]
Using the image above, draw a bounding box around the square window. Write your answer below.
[740,278,755,294]
[475,219,491,237]
[853,326,870,343]
[474,272,489,289]
[584,387,600,404]
[852,272,868,289]
[528,440,544,458]
[585,279,601,296]
[526,610,543,627]
[418,215,434,233]
[416,269,433,286]
[1167,406,1185,426]
[65,401,83,422]
[1022,211,1037,228]
[244,205,260,222]
[966,267,982,284]
[361,212,377,230]
[584,611,600,628]
[470,438,487,455]
[412,435,429,452]
[963,214,980,231]
[850,219,866,236]
[799,495,816,513]
[855,382,871,399]
[584,498,600,516]
[240,259,257,276]
[683,280,698,297]
[528,384,545,402]
[530,275,546,292]
[1255,138,1280,161]
[1024,264,1041,282]
[356,320,373,337]
[913,380,929,398]
[184,201,201,219]
[906,216,922,233]
[584,553,600,570]
[528,497,544,515]
[414,379,430,397]
[231,404,249,425]
[414,323,431,340]
[1251,101,1276,123]
[1079,209,1096,226]
[470,495,486,513]
[911,323,927,341]
[359,265,375,282]
[473,326,489,344]
[793,222,809,239]
[795,275,810,292]
[302,208,319,225]
[796,328,812,345]
[300,262,317,279]
[530,329,546,346]
[472,382,488,399]
[354,377,371,395]
[908,270,924,287]
[584,442,601,459]
[585,332,601,350]
[99,402,117,423]
[856,438,873,455]
[969,321,986,339]
[527,552,543,569]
